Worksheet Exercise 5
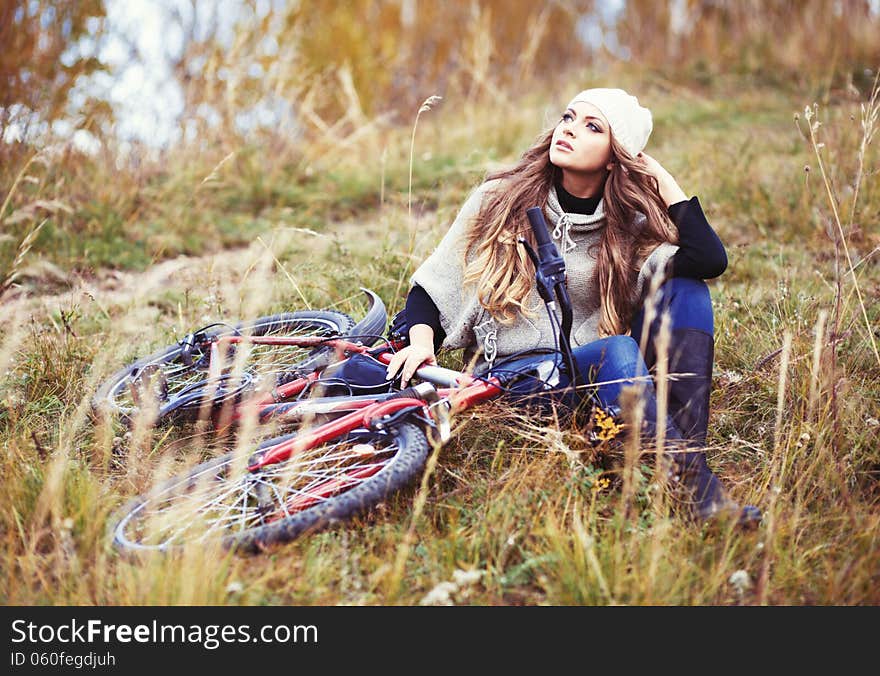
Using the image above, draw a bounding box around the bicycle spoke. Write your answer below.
[116,432,403,549]
[103,316,348,419]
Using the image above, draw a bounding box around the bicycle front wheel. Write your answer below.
[94,310,355,424]
[109,421,430,553]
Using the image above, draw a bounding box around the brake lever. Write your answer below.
[518,236,541,269]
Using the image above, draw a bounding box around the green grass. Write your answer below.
[1,72,879,605]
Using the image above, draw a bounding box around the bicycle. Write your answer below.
[104,208,587,554]
[92,293,386,426]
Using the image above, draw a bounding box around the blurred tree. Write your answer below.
[0,0,110,149]
[618,0,880,87]
[281,0,594,118]
[161,0,595,148]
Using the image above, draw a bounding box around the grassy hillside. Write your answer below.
[1,70,878,605]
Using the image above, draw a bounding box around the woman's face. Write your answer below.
[549,101,613,176]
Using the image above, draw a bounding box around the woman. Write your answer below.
[386,88,760,527]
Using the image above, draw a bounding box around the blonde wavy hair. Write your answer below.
[462,128,679,336]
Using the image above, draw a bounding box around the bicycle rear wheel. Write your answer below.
[109,421,430,553]
[94,310,354,424]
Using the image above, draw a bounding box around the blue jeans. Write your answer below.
[491,278,714,436]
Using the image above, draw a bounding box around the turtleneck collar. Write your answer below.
[545,184,606,253]
[555,181,602,215]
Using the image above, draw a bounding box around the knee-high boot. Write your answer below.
[613,400,761,528]
[665,445,760,526]
[667,328,714,445]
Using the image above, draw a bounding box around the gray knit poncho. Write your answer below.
[411,179,679,373]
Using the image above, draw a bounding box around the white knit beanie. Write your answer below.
[566,88,652,158]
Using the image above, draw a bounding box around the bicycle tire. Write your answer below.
[93,310,355,424]
[109,421,430,553]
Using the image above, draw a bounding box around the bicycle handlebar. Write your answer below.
[520,207,566,304]
[521,205,579,390]
[526,206,552,247]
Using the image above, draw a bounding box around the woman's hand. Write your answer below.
[385,324,437,386]
[636,152,688,207]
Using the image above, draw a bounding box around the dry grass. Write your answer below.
[2,60,879,605]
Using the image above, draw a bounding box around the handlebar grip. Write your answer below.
[526,207,552,247]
